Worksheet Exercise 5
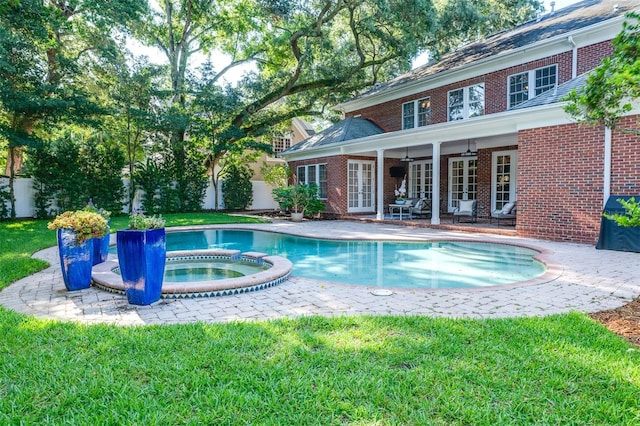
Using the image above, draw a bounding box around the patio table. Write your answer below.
[389,203,412,220]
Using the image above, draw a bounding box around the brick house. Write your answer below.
[279,0,640,244]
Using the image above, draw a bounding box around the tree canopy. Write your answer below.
[0,0,544,216]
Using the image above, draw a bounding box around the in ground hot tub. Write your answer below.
[92,249,292,299]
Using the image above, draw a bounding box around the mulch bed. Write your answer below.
[590,298,640,347]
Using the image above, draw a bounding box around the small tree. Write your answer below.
[261,163,292,188]
[222,163,253,211]
[565,12,640,131]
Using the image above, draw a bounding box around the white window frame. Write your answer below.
[508,64,557,108]
[402,97,431,130]
[447,84,484,121]
[297,164,327,199]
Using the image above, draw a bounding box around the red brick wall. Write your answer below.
[348,53,574,129]
[517,116,640,244]
[517,123,605,243]
[610,116,640,195]
[348,40,616,130]
[577,40,614,75]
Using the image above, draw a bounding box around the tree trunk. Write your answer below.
[5,141,25,219]
[4,145,24,176]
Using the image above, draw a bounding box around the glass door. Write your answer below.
[409,160,433,199]
[491,150,517,211]
[347,160,375,213]
[448,157,477,212]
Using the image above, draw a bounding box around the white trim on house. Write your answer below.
[335,15,627,114]
[281,102,573,162]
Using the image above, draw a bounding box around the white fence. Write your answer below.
[0,176,279,218]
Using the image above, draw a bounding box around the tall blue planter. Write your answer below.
[57,229,94,291]
[116,228,166,305]
[92,223,110,266]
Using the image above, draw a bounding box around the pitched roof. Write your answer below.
[349,0,634,103]
[281,117,384,154]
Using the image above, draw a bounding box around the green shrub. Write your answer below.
[25,135,125,217]
[135,157,177,214]
[222,163,253,210]
[604,197,640,227]
[0,181,9,220]
[272,183,325,217]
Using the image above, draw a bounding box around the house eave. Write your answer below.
[280,104,573,161]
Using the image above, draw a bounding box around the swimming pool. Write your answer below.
[162,229,545,289]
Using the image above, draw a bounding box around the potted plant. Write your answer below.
[394,176,407,204]
[272,183,325,221]
[47,210,109,291]
[84,202,111,265]
[116,212,166,305]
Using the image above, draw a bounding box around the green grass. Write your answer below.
[0,312,638,424]
[1,213,639,424]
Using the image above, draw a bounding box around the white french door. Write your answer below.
[491,150,518,211]
[448,157,477,212]
[347,160,375,213]
[409,160,433,199]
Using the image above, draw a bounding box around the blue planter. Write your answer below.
[92,223,110,266]
[116,228,166,305]
[57,229,94,291]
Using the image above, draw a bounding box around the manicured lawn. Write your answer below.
[0,213,639,424]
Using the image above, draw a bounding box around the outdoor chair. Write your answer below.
[411,198,432,218]
[452,199,477,223]
[490,201,517,225]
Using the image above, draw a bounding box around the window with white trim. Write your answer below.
[508,64,557,108]
[448,84,484,121]
[272,135,292,153]
[402,97,431,129]
[297,164,327,199]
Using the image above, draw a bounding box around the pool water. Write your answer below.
[162,229,545,289]
[164,259,271,282]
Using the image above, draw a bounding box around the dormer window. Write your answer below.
[448,83,484,121]
[402,97,431,129]
[508,64,557,108]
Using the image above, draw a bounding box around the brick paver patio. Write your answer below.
[1,220,638,325]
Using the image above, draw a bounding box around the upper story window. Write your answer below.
[448,84,484,121]
[402,98,431,129]
[297,164,327,199]
[272,135,292,153]
[508,64,557,108]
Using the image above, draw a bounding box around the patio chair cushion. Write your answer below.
[457,199,476,213]
[501,201,516,214]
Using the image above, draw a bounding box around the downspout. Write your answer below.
[377,149,385,220]
[567,36,578,79]
[603,127,612,206]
